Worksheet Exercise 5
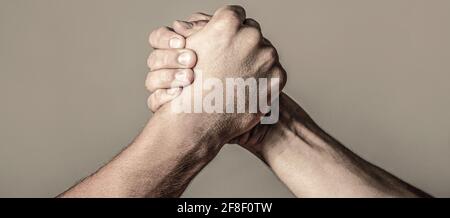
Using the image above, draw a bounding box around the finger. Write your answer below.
[246,124,261,146]
[238,131,251,145]
[172,20,208,38]
[238,26,263,46]
[228,137,239,144]
[149,26,185,49]
[210,5,246,29]
[265,64,287,103]
[272,64,287,90]
[187,12,212,22]
[248,124,269,146]
[244,18,261,31]
[147,88,182,112]
[145,69,194,92]
[147,49,196,71]
[262,37,273,46]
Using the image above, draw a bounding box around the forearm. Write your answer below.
[258,98,430,197]
[59,111,221,198]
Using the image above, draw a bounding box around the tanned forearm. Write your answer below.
[255,94,431,197]
[59,111,221,197]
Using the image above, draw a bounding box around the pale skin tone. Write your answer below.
[147,11,431,198]
[59,6,285,197]
[60,6,430,198]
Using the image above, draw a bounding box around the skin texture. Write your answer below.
[160,6,286,144]
[244,93,431,197]
[147,10,431,197]
[59,5,431,198]
[59,5,285,198]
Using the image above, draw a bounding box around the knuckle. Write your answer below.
[147,52,158,69]
[272,66,282,78]
[153,89,161,98]
[145,72,153,91]
[266,47,279,61]
[149,27,168,46]
[215,6,244,28]
[278,67,288,88]
[154,89,165,100]
[243,27,262,44]
[263,46,278,63]
[217,16,240,29]
[147,50,169,70]
[223,5,245,15]
[246,18,261,30]
[155,26,169,37]
[261,47,278,70]
[183,69,195,83]
[271,65,287,88]
[158,70,172,83]
[221,8,240,19]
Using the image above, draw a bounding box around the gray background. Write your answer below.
[0,0,449,197]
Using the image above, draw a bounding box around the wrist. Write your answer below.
[254,102,321,161]
[141,108,224,160]
[257,110,421,197]
[112,110,224,197]
[60,110,223,198]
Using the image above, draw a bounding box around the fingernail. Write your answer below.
[169,37,183,48]
[167,88,180,95]
[177,52,192,66]
[175,70,189,83]
[176,20,193,29]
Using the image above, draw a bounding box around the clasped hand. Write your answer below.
[146,5,287,152]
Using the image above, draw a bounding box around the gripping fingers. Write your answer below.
[244,18,261,31]
[172,20,208,38]
[147,49,196,71]
[149,26,186,49]
[212,5,246,26]
[145,69,194,92]
[147,88,182,112]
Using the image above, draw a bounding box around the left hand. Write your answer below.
[145,24,198,112]
[146,11,289,158]
[145,13,210,111]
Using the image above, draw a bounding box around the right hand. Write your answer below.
[147,6,287,149]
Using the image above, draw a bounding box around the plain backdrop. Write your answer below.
[0,0,449,197]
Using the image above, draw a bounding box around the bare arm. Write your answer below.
[60,5,284,198]
[59,111,221,197]
[247,93,431,197]
[145,7,430,198]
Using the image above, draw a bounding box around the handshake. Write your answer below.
[60,6,429,198]
[146,6,287,154]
